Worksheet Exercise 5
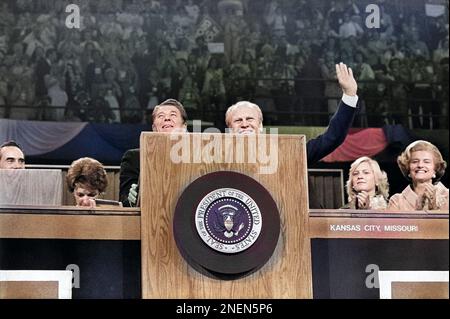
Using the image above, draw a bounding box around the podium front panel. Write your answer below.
[140,132,312,298]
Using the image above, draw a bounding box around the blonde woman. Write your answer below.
[388,140,448,211]
[344,156,389,210]
[66,157,108,207]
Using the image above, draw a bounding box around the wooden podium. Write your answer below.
[140,132,313,298]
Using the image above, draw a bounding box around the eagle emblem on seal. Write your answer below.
[212,204,245,238]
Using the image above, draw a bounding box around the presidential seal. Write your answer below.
[195,188,262,254]
[173,171,280,280]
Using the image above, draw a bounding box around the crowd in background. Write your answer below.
[0,0,448,128]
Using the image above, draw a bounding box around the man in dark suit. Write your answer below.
[119,99,188,206]
[225,63,358,165]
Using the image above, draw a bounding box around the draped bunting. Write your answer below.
[321,128,389,162]
[90,123,149,151]
[0,119,87,156]
[0,119,150,164]
[33,123,150,164]
[1,118,431,165]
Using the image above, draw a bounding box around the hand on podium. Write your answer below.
[128,183,139,207]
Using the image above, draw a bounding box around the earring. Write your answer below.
[433,174,436,178]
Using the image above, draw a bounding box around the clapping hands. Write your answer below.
[417,183,438,210]
[356,191,370,209]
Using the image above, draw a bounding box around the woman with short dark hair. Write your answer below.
[66,157,108,207]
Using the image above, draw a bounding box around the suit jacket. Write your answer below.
[306,100,356,165]
[119,100,356,206]
[119,148,140,206]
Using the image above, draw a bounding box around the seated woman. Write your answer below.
[344,156,389,210]
[388,140,448,211]
[66,157,108,207]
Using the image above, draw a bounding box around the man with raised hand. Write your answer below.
[225,62,358,165]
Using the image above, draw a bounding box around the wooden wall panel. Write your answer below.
[309,209,449,239]
[0,281,58,299]
[308,169,344,209]
[0,206,140,240]
[392,282,449,299]
[0,170,62,205]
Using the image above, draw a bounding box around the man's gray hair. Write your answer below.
[225,101,263,127]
